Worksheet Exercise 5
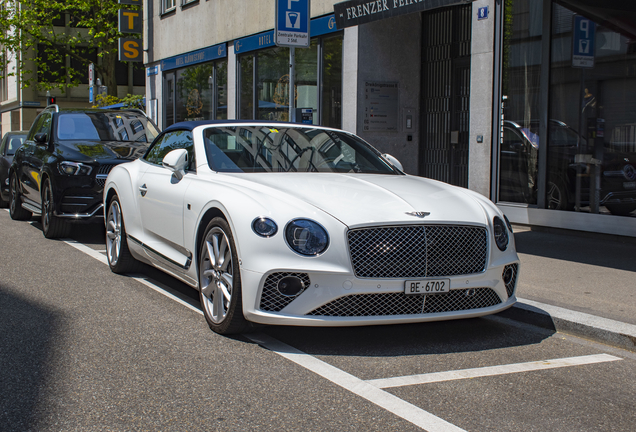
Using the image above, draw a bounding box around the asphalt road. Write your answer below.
[1,209,635,431]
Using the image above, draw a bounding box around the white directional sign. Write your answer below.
[275,0,310,48]
[572,15,595,68]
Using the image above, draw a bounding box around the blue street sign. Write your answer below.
[478,6,488,20]
[572,15,595,68]
[275,0,310,48]
[89,86,94,104]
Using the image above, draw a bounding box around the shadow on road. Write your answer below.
[0,286,60,430]
[513,229,636,273]
[257,314,553,358]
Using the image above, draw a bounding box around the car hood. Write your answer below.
[59,140,148,162]
[224,173,490,227]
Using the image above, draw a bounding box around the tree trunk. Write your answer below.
[101,50,118,97]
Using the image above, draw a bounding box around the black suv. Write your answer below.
[9,105,159,238]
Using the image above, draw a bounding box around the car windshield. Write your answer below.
[56,112,159,142]
[203,126,398,174]
[6,134,27,155]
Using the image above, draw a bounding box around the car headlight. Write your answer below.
[503,214,513,233]
[252,217,278,237]
[58,161,92,176]
[285,219,329,256]
[493,216,509,251]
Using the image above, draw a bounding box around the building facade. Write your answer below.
[145,0,636,237]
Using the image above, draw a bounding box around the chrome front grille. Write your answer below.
[96,164,115,187]
[259,272,311,312]
[306,288,502,317]
[347,225,488,278]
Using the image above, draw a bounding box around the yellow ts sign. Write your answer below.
[119,38,142,62]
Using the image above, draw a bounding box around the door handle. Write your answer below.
[139,184,147,197]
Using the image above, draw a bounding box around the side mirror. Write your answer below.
[383,153,404,172]
[34,133,47,145]
[162,148,188,180]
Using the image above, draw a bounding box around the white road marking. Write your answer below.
[246,332,467,432]
[366,354,622,389]
[63,239,202,315]
[63,237,467,431]
[517,297,636,340]
[61,237,624,432]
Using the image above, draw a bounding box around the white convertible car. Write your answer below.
[104,121,519,334]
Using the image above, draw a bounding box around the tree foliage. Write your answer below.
[0,0,140,95]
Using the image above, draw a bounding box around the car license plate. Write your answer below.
[623,181,636,189]
[404,279,450,295]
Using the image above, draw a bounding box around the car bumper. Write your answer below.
[241,262,519,326]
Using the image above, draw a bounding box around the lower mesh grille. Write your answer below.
[306,288,502,317]
[259,272,311,312]
[503,263,519,298]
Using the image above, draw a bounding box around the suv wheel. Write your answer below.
[9,172,32,220]
[41,178,71,238]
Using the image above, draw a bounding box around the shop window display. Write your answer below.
[238,34,342,127]
[499,0,636,218]
[172,60,227,124]
[549,2,636,216]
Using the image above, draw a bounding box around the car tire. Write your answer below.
[605,203,636,217]
[199,217,249,335]
[546,177,571,210]
[9,172,32,221]
[41,178,71,239]
[106,195,142,274]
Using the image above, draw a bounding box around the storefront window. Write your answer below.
[258,45,291,121]
[296,40,318,123]
[216,60,228,120]
[549,1,636,217]
[239,55,254,120]
[499,0,543,205]
[322,35,342,129]
[166,60,227,125]
[176,63,213,122]
[238,34,342,125]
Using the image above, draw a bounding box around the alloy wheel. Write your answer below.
[200,227,234,323]
[9,174,17,214]
[42,182,52,232]
[106,200,122,266]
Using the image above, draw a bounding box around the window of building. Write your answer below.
[237,33,342,128]
[163,0,177,14]
[164,59,228,127]
[498,0,636,218]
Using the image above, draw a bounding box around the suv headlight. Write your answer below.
[58,161,92,176]
[285,219,329,256]
[493,216,509,251]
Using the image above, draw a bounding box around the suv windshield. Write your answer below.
[203,126,398,174]
[56,112,159,142]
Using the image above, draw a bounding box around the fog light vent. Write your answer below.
[259,272,311,312]
[503,264,519,298]
[278,276,305,297]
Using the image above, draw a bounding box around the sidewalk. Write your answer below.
[498,225,636,351]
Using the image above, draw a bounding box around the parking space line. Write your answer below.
[64,237,466,431]
[246,332,467,432]
[62,236,622,432]
[366,354,622,389]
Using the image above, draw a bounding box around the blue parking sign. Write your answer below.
[572,15,595,68]
[275,0,310,48]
